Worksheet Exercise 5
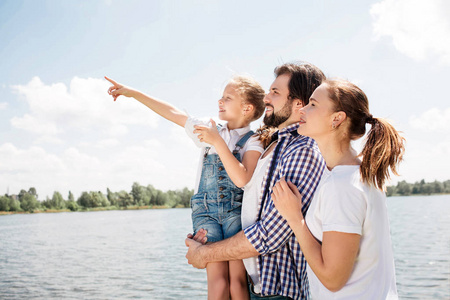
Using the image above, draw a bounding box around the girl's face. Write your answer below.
[297,83,336,140]
[218,83,246,122]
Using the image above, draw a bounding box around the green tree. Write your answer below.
[422,183,433,195]
[396,180,411,195]
[107,188,120,206]
[166,190,181,208]
[0,196,10,211]
[131,182,146,206]
[20,193,39,212]
[18,189,27,202]
[154,190,168,206]
[412,181,421,194]
[178,187,193,207]
[51,191,66,209]
[8,197,21,211]
[68,191,75,202]
[41,196,52,209]
[386,186,396,197]
[28,187,38,200]
[444,180,450,193]
[431,180,443,194]
[146,185,158,205]
[77,192,92,208]
[66,200,79,211]
[117,190,133,207]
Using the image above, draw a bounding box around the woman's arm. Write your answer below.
[194,119,261,187]
[105,76,188,127]
[272,178,360,292]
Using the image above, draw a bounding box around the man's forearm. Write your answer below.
[200,230,259,263]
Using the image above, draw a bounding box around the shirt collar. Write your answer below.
[277,122,300,139]
[221,123,251,136]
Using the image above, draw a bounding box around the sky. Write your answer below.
[0,0,449,200]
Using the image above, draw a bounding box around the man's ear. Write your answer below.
[292,99,303,112]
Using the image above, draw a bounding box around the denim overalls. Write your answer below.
[191,130,254,242]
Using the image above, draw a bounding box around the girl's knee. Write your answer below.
[229,276,249,299]
[208,276,230,300]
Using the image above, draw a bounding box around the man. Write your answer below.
[186,62,326,299]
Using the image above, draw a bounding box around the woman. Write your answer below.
[272,79,404,299]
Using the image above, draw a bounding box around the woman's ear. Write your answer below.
[332,111,347,128]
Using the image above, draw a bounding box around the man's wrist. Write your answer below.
[198,244,211,263]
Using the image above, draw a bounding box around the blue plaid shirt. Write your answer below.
[244,123,325,299]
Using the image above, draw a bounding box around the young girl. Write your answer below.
[105,75,266,299]
[272,79,404,299]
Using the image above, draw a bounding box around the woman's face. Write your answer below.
[297,83,336,141]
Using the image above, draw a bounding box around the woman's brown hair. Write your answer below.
[325,79,406,190]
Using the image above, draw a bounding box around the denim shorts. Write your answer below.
[191,191,242,243]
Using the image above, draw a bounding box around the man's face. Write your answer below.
[263,74,293,128]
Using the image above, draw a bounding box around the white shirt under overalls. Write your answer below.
[184,115,264,194]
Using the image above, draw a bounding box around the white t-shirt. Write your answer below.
[305,165,398,300]
[241,149,274,294]
[184,115,264,193]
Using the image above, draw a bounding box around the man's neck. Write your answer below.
[277,120,295,131]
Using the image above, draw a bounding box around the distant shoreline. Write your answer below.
[2,194,449,216]
[0,204,185,216]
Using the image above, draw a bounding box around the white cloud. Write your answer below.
[10,76,159,140]
[409,107,450,132]
[1,76,203,199]
[0,136,198,199]
[371,0,450,64]
[0,102,7,110]
[396,137,450,183]
[11,113,61,135]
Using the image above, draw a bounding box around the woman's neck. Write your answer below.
[316,134,360,170]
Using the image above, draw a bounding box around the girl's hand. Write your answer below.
[272,177,304,223]
[186,228,208,245]
[193,119,221,145]
[105,76,135,101]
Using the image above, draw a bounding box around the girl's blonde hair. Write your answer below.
[229,75,266,121]
[325,79,406,190]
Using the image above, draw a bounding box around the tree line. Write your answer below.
[386,179,450,196]
[1,179,448,213]
[0,183,194,213]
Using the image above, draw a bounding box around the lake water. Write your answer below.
[0,195,449,299]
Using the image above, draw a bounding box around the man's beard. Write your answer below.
[263,101,293,127]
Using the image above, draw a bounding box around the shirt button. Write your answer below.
[219,176,224,180]
[219,194,224,199]
[219,187,224,191]
[218,166,223,171]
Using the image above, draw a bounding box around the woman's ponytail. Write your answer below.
[255,125,277,148]
[360,117,405,190]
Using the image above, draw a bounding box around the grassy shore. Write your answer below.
[0,204,187,216]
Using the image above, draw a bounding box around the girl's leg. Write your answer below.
[206,261,230,300]
[228,259,249,300]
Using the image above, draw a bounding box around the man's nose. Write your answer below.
[263,94,270,104]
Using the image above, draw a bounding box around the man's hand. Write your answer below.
[185,237,208,269]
